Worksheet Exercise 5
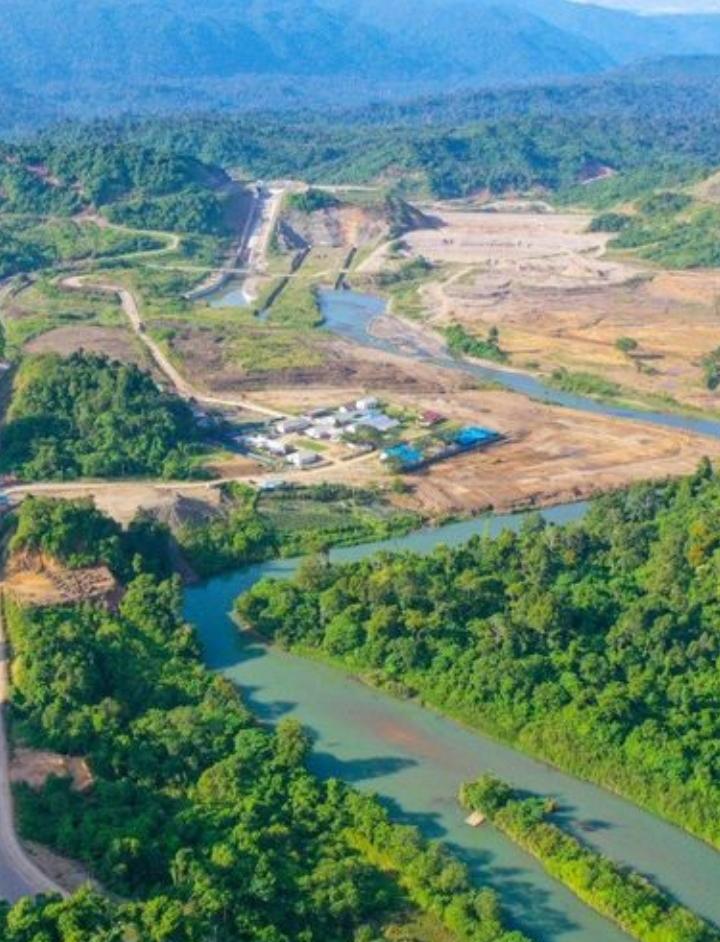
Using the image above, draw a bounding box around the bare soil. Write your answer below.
[26,325,152,370]
[22,842,98,895]
[387,389,720,516]
[383,206,720,412]
[286,203,386,249]
[10,748,92,792]
[247,378,720,517]
[1,552,119,608]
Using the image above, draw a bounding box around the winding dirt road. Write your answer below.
[0,604,63,902]
[62,276,283,419]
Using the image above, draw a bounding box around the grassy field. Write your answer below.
[1,276,124,350]
[258,486,423,555]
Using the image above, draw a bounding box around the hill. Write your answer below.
[1,0,720,123]
[337,55,720,126]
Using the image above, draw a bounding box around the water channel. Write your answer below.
[317,289,720,439]
[184,503,720,942]
[209,280,252,309]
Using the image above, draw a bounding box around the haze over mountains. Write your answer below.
[1,0,720,127]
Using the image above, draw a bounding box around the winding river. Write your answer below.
[317,289,720,439]
[184,503,720,942]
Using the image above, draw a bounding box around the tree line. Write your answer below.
[237,462,720,849]
[0,497,524,942]
[459,776,718,942]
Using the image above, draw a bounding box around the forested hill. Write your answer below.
[0,138,233,234]
[55,102,720,200]
[5,56,720,206]
[2,0,720,122]
[336,56,720,127]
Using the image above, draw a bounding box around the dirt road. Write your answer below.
[0,603,63,902]
[62,276,283,419]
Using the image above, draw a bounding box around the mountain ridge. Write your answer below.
[1,0,720,126]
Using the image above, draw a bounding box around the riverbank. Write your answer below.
[459,777,720,942]
[319,288,720,439]
[232,488,720,854]
[183,497,720,941]
[240,627,720,861]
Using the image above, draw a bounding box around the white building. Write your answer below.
[357,414,400,433]
[244,435,293,456]
[277,417,311,435]
[266,440,294,456]
[287,450,321,468]
[356,396,379,411]
[314,415,341,429]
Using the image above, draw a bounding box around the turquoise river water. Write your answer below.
[184,504,720,942]
[317,289,720,439]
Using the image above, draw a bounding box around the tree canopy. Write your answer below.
[0,352,203,481]
[238,464,720,849]
[1,497,523,942]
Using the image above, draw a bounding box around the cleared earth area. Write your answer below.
[5,191,720,526]
[244,375,720,516]
[379,204,720,413]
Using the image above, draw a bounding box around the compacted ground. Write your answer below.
[368,203,720,413]
[6,193,720,526]
[247,373,720,516]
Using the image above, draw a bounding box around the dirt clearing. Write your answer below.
[1,554,119,608]
[377,205,720,413]
[246,373,720,517]
[26,325,152,369]
[10,748,92,792]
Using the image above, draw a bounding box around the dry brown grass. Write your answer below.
[25,325,151,369]
[381,206,720,412]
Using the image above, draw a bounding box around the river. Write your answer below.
[317,289,720,439]
[184,503,720,942]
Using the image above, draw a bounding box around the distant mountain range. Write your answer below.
[1,0,720,129]
[338,55,720,126]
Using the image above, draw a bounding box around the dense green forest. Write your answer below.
[237,463,720,849]
[0,57,718,230]
[0,352,204,481]
[0,499,524,942]
[459,777,719,942]
[0,140,230,241]
[2,68,719,221]
[2,0,720,125]
[41,107,719,200]
[342,58,720,128]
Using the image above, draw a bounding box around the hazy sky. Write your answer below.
[573,0,720,10]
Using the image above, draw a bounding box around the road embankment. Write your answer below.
[0,598,64,902]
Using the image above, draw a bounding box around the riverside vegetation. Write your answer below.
[237,462,720,849]
[178,483,423,578]
[459,776,719,942]
[0,499,524,942]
